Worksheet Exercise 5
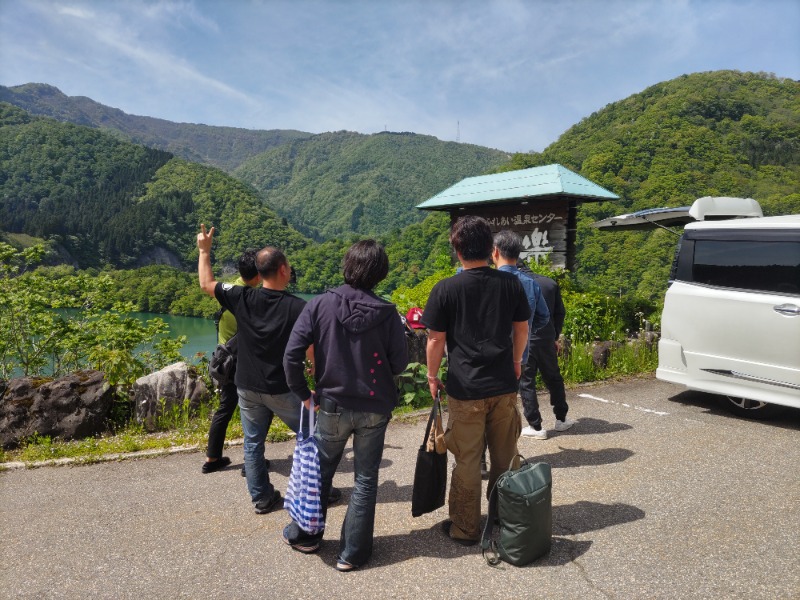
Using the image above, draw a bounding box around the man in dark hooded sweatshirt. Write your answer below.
[282,239,408,572]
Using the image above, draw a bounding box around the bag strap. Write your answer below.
[298,402,315,441]
[212,307,226,336]
[481,478,502,566]
[422,392,441,444]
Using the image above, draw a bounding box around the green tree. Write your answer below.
[0,243,184,384]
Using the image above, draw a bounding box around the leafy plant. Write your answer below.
[0,243,186,384]
[396,361,446,408]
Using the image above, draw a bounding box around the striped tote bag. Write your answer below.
[284,404,325,535]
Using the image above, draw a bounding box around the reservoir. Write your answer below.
[137,293,317,360]
[133,311,218,360]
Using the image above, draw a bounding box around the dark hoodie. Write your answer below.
[284,285,409,416]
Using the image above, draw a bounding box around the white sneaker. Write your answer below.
[554,418,577,432]
[521,426,548,440]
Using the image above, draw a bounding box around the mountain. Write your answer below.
[3,71,797,302]
[235,130,510,240]
[0,83,312,172]
[497,70,800,299]
[0,103,308,269]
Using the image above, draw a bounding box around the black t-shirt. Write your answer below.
[421,267,531,400]
[214,283,306,394]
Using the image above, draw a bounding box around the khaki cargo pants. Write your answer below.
[444,392,521,541]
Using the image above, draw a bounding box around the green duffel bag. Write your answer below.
[481,456,552,567]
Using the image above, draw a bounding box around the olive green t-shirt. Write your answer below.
[217,277,245,344]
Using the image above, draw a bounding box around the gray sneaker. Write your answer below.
[554,418,577,432]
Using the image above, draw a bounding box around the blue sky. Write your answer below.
[1,0,798,153]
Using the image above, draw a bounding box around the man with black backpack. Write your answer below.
[202,249,260,474]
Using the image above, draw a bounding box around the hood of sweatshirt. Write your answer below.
[329,285,397,334]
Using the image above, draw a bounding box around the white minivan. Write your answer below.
[594,198,800,418]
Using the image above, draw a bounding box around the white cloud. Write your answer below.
[1,0,798,150]
[56,5,94,19]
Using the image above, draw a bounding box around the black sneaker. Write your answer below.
[201,456,231,474]
[328,487,342,505]
[254,490,282,515]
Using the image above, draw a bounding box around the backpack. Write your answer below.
[208,333,238,386]
[481,457,552,567]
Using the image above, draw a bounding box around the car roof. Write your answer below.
[685,214,800,231]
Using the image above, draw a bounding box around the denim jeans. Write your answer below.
[284,398,390,567]
[238,388,306,506]
[519,338,568,427]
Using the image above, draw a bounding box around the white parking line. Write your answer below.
[578,393,670,416]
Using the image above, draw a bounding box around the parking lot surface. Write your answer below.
[1,376,798,599]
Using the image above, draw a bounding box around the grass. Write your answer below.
[561,336,659,386]
[2,338,658,468]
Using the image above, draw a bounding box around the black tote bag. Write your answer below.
[411,393,447,517]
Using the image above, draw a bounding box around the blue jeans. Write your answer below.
[238,388,306,506]
[285,398,390,567]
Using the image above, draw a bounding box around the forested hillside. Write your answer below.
[235,131,509,240]
[0,83,312,171]
[497,71,800,299]
[2,71,797,307]
[0,103,308,269]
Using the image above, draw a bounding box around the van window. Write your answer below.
[692,240,800,294]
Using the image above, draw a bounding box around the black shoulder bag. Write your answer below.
[208,333,238,386]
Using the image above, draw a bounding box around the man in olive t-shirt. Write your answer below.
[202,249,261,474]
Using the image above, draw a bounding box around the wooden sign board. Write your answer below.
[449,198,576,270]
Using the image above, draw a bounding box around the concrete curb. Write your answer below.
[0,407,437,471]
[0,439,243,471]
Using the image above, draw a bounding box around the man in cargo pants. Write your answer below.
[422,216,530,545]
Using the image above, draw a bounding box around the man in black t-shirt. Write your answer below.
[421,216,530,545]
[197,224,308,515]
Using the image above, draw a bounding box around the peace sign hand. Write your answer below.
[197,224,215,252]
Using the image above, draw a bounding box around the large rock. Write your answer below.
[406,330,427,365]
[591,340,623,369]
[0,370,115,449]
[132,362,210,431]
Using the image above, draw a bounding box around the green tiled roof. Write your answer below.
[417,164,619,210]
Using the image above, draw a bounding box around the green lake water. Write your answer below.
[142,292,317,360]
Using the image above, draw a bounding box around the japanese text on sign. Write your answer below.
[484,212,560,227]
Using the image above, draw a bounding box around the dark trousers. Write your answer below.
[519,338,568,427]
[206,381,238,458]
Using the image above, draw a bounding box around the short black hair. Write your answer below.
[450,215,493,261]
[237,249,258,281]
[342,239,389,290]
[255,246,287,279]
[493,230,523,260]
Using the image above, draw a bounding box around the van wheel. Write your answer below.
[722,396,783,420]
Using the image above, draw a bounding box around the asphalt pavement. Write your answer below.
[1,376,798,599]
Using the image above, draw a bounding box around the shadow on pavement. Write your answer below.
[559,416,633,435]
[362,500,642,570]
[554,500,645,535]
[523,446,634,469]
[667,390,800,430]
